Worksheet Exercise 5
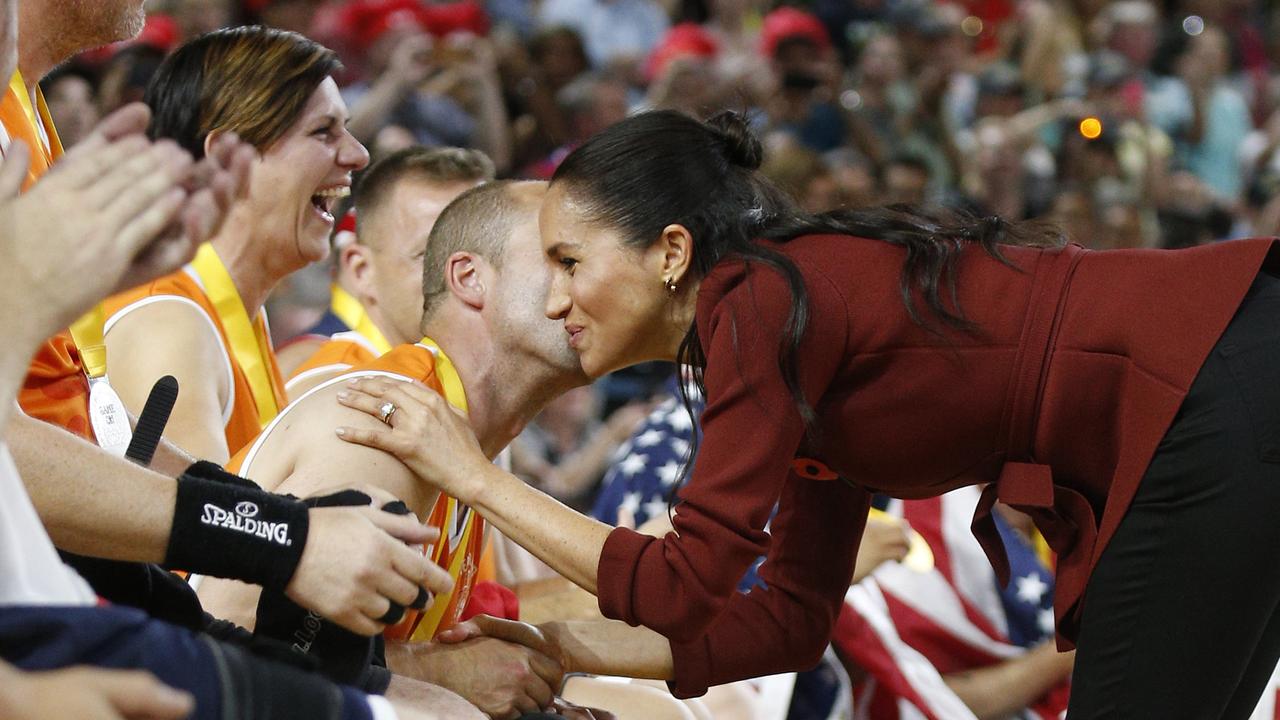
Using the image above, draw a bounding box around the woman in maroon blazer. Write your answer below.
[336,110,1280,718]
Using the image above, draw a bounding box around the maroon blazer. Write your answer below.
[595,234,1280,697]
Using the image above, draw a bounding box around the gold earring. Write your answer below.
[664,277,678,295]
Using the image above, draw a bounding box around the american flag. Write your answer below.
[593,378,849,719]
[833,487,1069,720]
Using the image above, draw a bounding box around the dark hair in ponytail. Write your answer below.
[552,110,1063,471]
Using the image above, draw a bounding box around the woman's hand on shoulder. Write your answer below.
[335,376,490,504]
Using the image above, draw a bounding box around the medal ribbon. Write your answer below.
[414,336,478,637]
[190,243,285,426]
[330,285,392,355]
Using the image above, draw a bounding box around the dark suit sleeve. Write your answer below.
[595,260,861,694]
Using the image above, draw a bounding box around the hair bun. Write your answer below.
[705,110,763,171]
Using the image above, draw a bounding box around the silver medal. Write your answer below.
[89,377,133,457]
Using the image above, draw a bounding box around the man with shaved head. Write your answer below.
[200,180,597,719]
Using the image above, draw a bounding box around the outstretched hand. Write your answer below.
[335,376,490,505]
[437,615,569,670]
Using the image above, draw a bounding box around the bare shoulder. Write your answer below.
[105,297,224,363]
[271,378,433,513]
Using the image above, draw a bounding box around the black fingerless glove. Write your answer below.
[163,461,309,590]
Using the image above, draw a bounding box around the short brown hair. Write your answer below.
[353,146,495,240]
[145,26,340,158]
[420,180,541,320]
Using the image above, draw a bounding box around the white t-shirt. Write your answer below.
[0,440,96,606]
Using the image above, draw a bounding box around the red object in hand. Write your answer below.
[461,581,520,622]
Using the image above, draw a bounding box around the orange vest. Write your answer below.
[102,260,287,457]
[4,74,95,439]
[232,341,487,642]
[284,331,380,395]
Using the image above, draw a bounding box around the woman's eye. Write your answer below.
[560,258,577,275]
[312,127,334,140]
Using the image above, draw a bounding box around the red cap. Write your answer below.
[759,7,831,58]
[338,0,428,52]
[644,22,719,82]
[336,0,489,53]
[419,1,490,38]
[332,209,358,249]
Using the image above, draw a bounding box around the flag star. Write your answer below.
[668,437,690,457]
[618,453,648,477]
[619,491,642,517]
[642,497,668,523]
[667,409,694,432]
[1016,574,1049,605]
[657,460,682,487]
[651,398,678,420]
[634,429,665,447]
[1038,608,1056,635]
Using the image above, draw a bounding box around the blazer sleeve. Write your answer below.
[595,258,855,670]
[667,476,870,697]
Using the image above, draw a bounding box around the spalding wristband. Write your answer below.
[164,462,309,590]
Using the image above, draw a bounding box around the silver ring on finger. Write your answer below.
[378,401,398,425]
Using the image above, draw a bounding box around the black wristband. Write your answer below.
[253,499,417,686]
[164,462,309,590]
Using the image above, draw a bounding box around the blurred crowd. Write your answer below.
[39,0,1280,508]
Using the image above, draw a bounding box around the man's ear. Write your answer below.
[444,251,486,311]
[655,223,694,287]
[344,243,377,304]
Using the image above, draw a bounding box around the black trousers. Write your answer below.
[1069,270,1280,719]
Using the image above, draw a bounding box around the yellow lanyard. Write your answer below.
[418,336,467,413]
[410,336,479,640]
[190,244,281,425]
[7,71,109,380]
[330,284,392,355]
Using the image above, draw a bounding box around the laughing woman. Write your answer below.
[103,26,369,462]
[337,109,1280,718]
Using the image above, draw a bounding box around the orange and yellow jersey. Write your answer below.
[102,244,287,456]
[284,331,381,397]
[232,339,488,643]
[3,72,97,439]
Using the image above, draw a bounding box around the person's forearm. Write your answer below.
[347,77,411,145]
[470,464,611,594]
[11,412,175,562]
[0,337,40,428]
[0,302,62,427]
[148,435,198,477]
[544,429,622,499]
[542,618,675,680]
[124,408,199,476]
[470,75,512,175]
[942,645,1073,720]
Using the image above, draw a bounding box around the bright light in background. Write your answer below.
[961,16,984,37]
[1079,117,1103,139]
[1182,15,1205,36]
